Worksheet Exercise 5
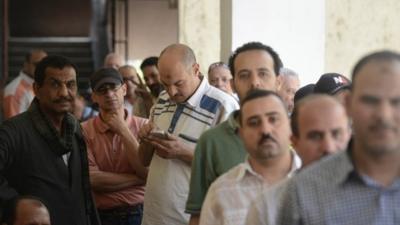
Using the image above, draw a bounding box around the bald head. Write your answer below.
[2,197,51,225]
[291,94,351,167]
[23,49,47,78]
[159,44,197,69]
[104,53,124,69]
[157,44,201,103]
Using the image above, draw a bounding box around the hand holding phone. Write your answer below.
[150,129,169,140]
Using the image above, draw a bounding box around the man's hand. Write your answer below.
[102,111,129,135]
[147,134,194,164]
[138,122,156,142]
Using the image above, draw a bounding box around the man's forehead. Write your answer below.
[44,66,76,80]
[242,96,285,117]
[235,50,274,66]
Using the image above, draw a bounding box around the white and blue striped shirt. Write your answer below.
[142,77,239,225]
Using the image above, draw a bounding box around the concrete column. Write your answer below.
[179,0,221,74]
[325,0,400,77]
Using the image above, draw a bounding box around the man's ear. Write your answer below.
[91,92,98,105]
[276,75,282,91]
[290,135,299,149]
[192,63,200,77]
[121,83,127,96]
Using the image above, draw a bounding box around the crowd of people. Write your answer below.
[0,41,399,225]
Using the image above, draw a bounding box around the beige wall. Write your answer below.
[325,0,400,78]
[128,0,178,61]
[179,0,221,74]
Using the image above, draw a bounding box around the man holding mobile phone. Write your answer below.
[138,44,239,225]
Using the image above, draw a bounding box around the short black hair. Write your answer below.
[34,55,77,86]
[239,89,286,125]
[1,196,48,225]
[228,42,283,78]
[351,50,400,88]
[140,56,158,70]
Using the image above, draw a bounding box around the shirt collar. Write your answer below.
[185,76,208,107]
[236,149,302,182]
[334,140,400,191]
[20,71,34,84]
[328,138,367,187]
[94,109,131,133]
[226,110,240,133]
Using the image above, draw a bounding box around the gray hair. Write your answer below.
[279,67,299,78]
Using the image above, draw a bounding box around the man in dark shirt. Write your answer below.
[0,55,100,225]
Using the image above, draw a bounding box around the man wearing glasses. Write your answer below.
[119,65,153,118]
[82,68,149,225]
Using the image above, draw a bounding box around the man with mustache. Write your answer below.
[140,56,164,98]
[0,55,100,225]
[82,68,148,225]
[199,89,301,225]
[245,94,351,225]
[119,65,153,118]
[277,50,400,225]
[138,44,238,225]
[186,42,283,225]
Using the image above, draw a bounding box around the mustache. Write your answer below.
[258,133,277,145]
[52,97,73,103]
[369,121,397,132]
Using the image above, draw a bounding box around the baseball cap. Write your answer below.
[314,73,351,95]
[90,68,123,91]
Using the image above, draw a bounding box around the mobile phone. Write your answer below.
[150,130,169,139]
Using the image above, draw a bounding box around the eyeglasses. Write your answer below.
[94,83,122,95]
[123,77,141,86]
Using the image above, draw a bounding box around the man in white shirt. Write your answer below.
[199,89,301,225]
[138,44,239,225]
[245,94,351,225]
[3,49,47,119]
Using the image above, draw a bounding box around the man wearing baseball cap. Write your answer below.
[314,73,351,104]
[81,68,148,225]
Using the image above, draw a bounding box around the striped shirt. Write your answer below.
[3,71,34,119]
[141,77,239,225]
[199,152,301,225]
[277,149,400,225]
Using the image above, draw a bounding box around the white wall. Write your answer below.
[232,0,325,86]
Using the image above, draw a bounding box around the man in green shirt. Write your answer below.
[186,42,284,225]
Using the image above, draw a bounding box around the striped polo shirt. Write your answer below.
[141,77,239,225]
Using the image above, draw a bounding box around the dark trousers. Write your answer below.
[98,204,143,225]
